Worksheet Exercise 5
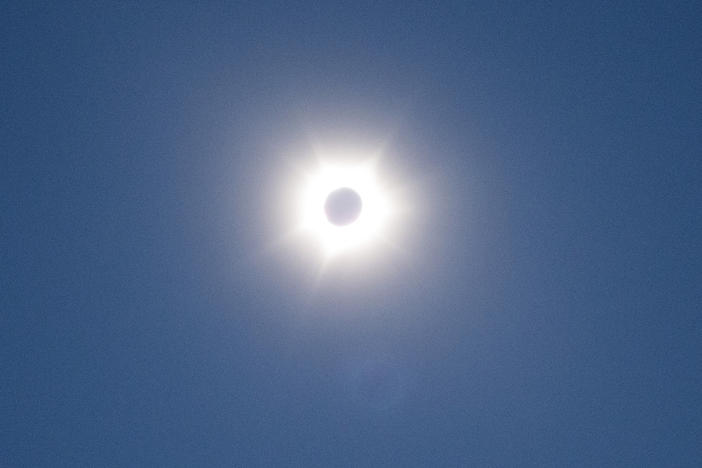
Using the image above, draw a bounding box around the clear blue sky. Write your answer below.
[2,2,701,466]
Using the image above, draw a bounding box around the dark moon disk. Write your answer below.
[324,187,362,226]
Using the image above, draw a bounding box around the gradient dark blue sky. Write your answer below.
[2,2,701,466]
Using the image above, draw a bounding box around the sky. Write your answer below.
[2,2,701,466]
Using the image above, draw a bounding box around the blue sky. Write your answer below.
[2,2,701,466]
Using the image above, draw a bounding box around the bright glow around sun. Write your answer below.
[296,158,393,257]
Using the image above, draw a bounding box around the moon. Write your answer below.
[324,187,363,226]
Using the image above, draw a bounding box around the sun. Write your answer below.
[296,158,393,258]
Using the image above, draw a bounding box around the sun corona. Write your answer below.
[295,158,393,258]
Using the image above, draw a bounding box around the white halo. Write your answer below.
[296,158,393,257]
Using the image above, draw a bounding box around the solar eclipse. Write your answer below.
[291,155,396,259]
